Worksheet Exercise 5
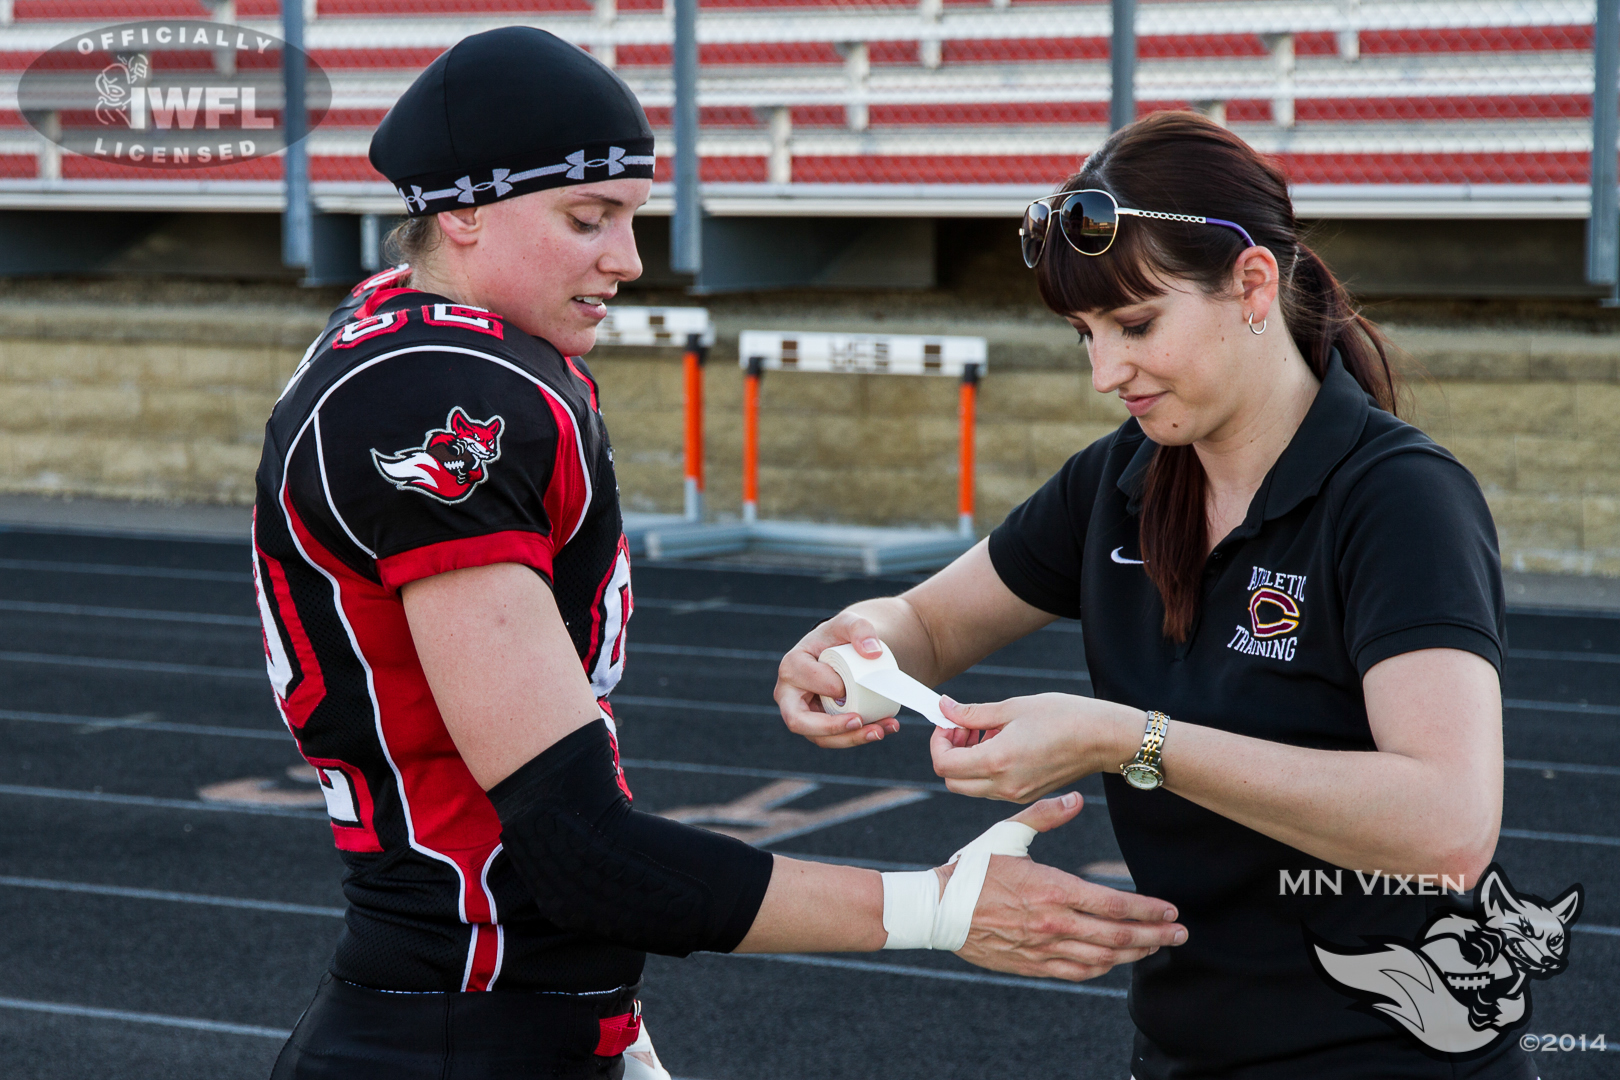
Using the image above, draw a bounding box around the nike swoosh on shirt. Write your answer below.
[1110,547,1145,565]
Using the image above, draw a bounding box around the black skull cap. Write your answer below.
[370,27,655,218]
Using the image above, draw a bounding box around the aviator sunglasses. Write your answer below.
[1021,188,1255,268]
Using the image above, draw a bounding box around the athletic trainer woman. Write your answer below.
[775,112,1526,1078]
[255,29,1185,1080]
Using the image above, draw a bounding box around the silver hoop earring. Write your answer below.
[1247,311,1267,335]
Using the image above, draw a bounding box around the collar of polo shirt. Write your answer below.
[1116,350,1369,524]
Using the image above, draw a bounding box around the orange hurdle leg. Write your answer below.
[683,337,705,521]
[958,364,979,537]
[742,358,762,523]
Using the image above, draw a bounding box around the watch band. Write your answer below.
[1121,710,1169,790]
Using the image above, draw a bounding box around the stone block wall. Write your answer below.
[0,306,318,504]
[0,303,1616,575]
[1397,330,1620,576]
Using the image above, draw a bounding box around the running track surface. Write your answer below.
[0,528,1613,1079]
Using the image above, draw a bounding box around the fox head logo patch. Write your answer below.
[1312,864,1583,1058]
[371,407,504,503]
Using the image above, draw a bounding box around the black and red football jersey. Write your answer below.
[252,267,642,994]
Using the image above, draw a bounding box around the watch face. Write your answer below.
[1122,764,1162,791]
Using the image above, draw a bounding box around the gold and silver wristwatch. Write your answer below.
[1121,710,1169,791]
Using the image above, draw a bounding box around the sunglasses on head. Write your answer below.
[1020,188,1256,268]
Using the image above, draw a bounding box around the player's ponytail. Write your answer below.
[1035,111,1403,642]
[383,216,441,269]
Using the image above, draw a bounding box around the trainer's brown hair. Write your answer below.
[1036,111,1398,641]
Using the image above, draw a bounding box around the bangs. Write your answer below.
[1034,189,1177,316]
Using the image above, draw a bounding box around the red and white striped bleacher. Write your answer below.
[0,0,1603,219]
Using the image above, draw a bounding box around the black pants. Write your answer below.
[270,973,637,1080]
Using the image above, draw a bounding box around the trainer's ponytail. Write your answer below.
[1035,111,1405,641]
[1282,242,1399,414]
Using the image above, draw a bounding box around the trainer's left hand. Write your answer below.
[930,693,1144,802]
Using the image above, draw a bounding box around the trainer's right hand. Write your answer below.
[775,613,904,749]
[953,794,1187,982]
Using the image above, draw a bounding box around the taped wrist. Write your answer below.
[489,721,774,958]
[880,820,1037,952]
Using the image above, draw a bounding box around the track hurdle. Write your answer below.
[595,306,716,521]
[738,331,988,539]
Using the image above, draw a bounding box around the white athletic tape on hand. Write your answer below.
[622,1021,672,1080]
[879,869,941,951]
[818,642,958,729]
[880,819,1038,951]
[935,820,1038,951]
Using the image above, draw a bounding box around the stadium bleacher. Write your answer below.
[0,0,1604,225]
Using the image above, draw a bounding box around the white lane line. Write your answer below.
[0,709,285,740]
[16,779,1613,847]
[1509,648,1620,664]
[0,712,960,796]
[614,693,936,730]
[612,694,782,717]
[0,876,344,917]
[0,558,246,582]
[621,757,951,794]
[731,954,1129,998]
[772,851,933,872]
[0,599,260,627]
[970,663,1089,682]
[0,650,262,679]
[637,597,840,619]
[624,643,1092,682]
[1505,759,1620,777]
[0,783,328,821]
[633,643,780,661]
[1504,698,1620,717]
[1499,827,1620,848]
[6,706,1614,792]
[0,996,290,1038]
[625,758,1101,811]
[4,869,1612,975]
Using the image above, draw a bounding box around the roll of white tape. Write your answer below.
[818,642,902,722]
[817,642,958,729]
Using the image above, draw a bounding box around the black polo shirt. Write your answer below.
[989,356,1524,1079]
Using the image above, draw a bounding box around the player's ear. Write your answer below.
[436,206,482,247]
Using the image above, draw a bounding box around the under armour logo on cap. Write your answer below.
[455,170,513,202]
[395,148,655,216]
[369,28,656,217]
[566,146,629,179]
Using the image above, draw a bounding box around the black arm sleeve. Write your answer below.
[489,721,775,958]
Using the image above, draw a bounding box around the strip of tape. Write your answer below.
[881,819,1038,951]
[818,642,958,729]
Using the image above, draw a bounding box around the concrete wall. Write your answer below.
[1,302,1616,575]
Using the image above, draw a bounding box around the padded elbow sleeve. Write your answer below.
[488,720,774,958]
